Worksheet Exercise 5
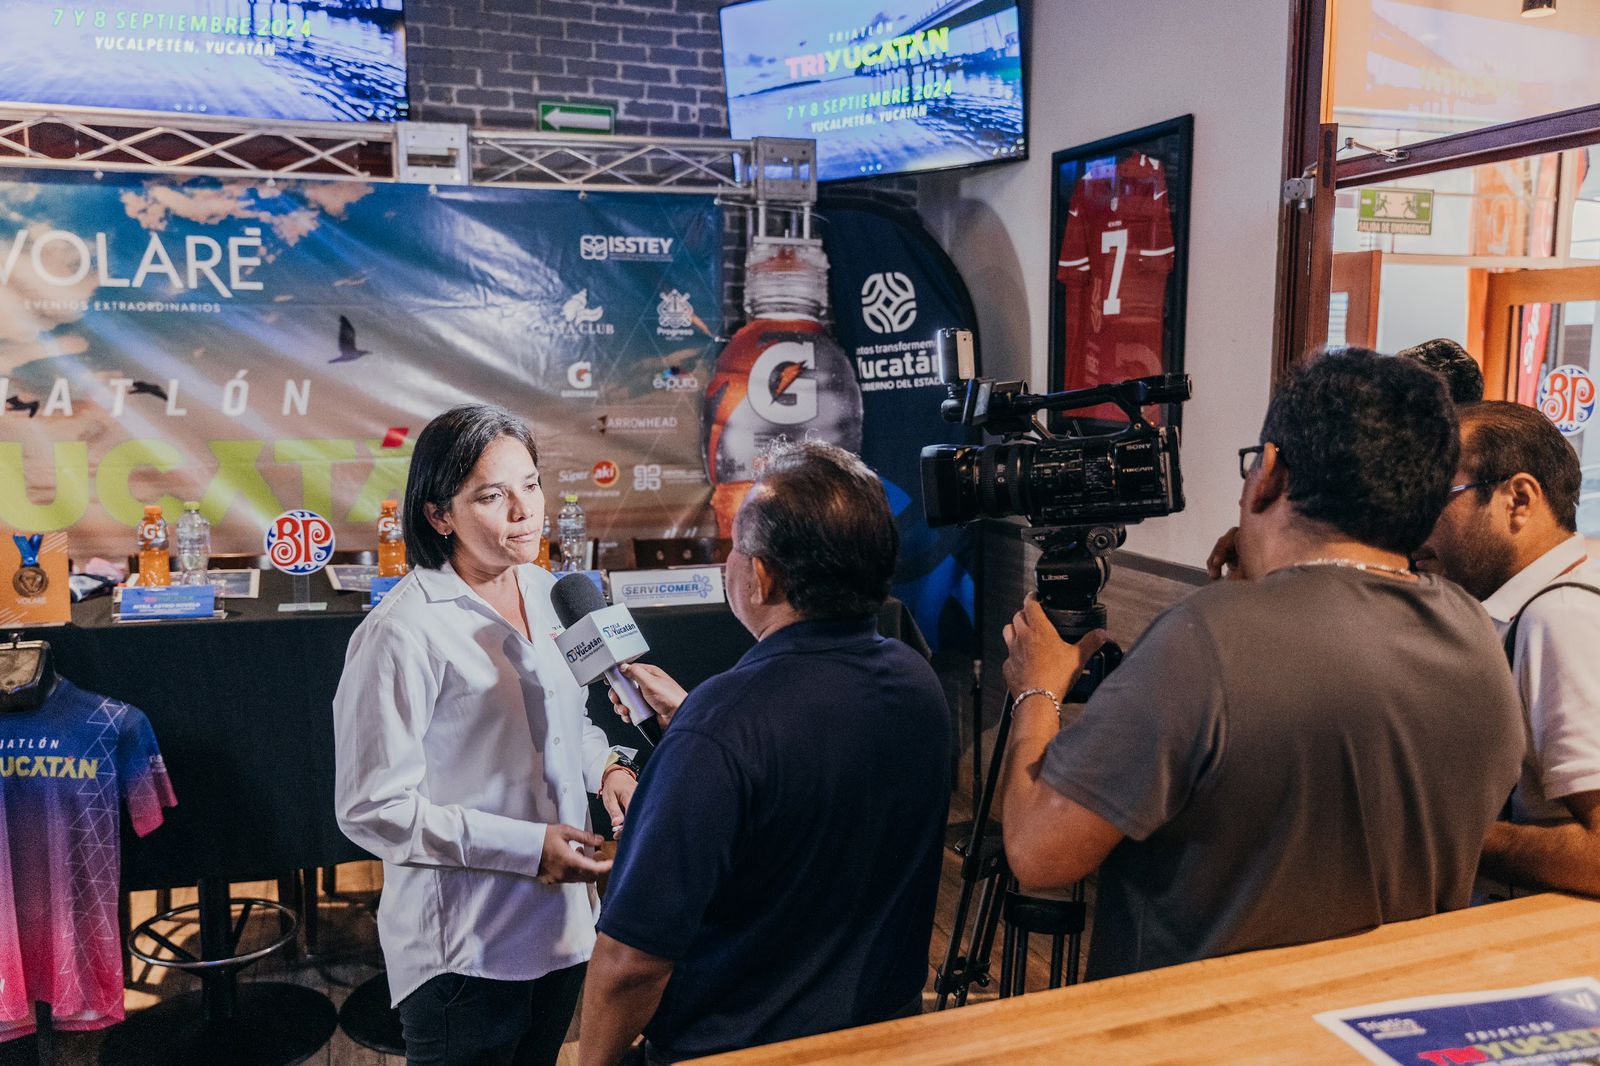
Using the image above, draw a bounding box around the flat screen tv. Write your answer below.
[0,0,407,122]
[720,0,1026,183]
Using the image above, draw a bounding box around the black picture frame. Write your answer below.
[1046,115,1193,431]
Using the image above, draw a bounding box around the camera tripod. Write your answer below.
[935,525,1125,1008]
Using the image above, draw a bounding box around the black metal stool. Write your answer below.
[997,882,1087,996]
[337,972,404,1056]
[99,879,337,1065]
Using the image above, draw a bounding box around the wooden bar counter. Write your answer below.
[693,894,1600,1064]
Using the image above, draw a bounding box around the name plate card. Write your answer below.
[609,567,725,609]
[119,585,217,621]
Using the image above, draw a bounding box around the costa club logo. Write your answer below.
[568,361,593,389]
[860,271,917,334]
[1538,364,1596,436]
[264,509,335,575]
[592,460,619,487]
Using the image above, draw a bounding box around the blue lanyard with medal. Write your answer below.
[12,533,47,598]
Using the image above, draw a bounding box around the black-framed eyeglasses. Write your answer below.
[1238,444,1273,479]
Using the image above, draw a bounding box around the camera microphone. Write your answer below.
[550,573,660,745]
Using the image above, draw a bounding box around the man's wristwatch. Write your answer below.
[602,750,640,785]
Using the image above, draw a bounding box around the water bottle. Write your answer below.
[377,499,407,577]
[556,494,586,572]
[175,501,211,585]
[135,505,170,587]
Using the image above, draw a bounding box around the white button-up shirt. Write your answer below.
[1483,534,1600,823]
[333,561,614,1004]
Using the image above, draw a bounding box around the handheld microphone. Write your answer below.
[550,573,658,742]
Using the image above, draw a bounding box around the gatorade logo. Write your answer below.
[749,341,816,425]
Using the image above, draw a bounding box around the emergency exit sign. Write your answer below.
[1357,188,1434,236]
[539,102,616,135]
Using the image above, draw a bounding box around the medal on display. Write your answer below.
[11,534,47,597]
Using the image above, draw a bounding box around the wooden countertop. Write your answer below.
[692,894,1600,1064]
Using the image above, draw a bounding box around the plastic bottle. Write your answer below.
[556,495,587,572]
[703,238,863,537]
[135,505,170,587]
[536,513,553,571]
[174,501,211,585]
[377,499,407,577]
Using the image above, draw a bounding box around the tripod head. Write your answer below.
[1022,523,1126,702]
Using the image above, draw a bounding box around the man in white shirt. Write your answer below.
[1414,401,1600,896]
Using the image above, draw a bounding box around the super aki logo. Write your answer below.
[592,461,619,487]
[264,509,335,574]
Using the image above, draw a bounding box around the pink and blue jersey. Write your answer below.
[0,679,176,1040]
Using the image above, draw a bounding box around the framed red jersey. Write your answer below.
[1048,115,1192,428]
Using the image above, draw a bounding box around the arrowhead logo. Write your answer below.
[860,271,918,334]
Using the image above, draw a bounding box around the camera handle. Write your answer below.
[934,527,1124,1007]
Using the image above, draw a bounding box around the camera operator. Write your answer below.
[999,348,1524,979]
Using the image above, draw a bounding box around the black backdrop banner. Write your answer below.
[816,197,977,655]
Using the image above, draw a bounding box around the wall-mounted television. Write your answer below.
[0,0,407,122]
[720,0,1026,183]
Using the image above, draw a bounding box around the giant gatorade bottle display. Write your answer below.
[702,238,864,536]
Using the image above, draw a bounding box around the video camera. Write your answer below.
[920,329,1191,529]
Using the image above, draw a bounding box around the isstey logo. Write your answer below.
[579,234,677,262]
[657,289,695,338]
[633,463,661,491]
[750,341,817,424]
[860,271,918,334]
[592,460,619,487]
[567,361,593,389]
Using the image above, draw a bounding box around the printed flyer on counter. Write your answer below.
[1316,978,1600,1065]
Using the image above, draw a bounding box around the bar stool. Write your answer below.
[98,879,337,1065]
[337,972,404,1056]
[997,882,1087,995]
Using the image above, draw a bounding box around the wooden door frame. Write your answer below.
[1483,264,1600,400]
[1331,250,1382,348]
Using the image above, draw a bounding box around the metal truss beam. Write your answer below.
[0,104,815,208]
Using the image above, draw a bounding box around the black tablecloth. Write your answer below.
[22,573,923,891]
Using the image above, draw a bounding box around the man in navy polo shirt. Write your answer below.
[579,442,951,1066]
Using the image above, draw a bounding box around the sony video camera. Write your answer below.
[920,329,1191,529]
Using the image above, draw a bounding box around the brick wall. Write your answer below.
[405,0,730,137]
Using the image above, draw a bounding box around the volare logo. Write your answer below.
[592,460,619,487]
[579,234,676,262]
[657,289,695,338]
[567,361,593,389]
[860,271,917,334]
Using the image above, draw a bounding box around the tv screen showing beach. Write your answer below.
[720,0,1025,183]
[0,0,407,122]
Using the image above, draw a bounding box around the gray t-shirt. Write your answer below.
[1040,566,1524,979]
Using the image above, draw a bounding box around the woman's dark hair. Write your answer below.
[1261,347,1458,555]
[734,441,897,619]
[1396,337,1485,405]
[1459,401,1581,532]
[404,404,538,570]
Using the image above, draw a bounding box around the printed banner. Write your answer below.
[1317,978,1600,1066]
[816,196,976,654]
[0,169,723,563]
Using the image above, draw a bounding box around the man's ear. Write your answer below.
[1243,443,1290,515]
[750,556,785,606]
[423,501,452,536]
[1503,472,1545,534]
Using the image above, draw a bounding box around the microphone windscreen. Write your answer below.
[550,572,607,628]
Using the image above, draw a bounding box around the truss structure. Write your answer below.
[0,103,817,208]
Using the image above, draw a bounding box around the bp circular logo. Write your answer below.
[264,510,336,574]
[1538,364,1597,436]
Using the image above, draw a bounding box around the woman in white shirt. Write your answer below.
[333,404,637,1066]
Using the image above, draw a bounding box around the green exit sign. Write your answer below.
[539,102,616,135]
[1357,187,1434,236]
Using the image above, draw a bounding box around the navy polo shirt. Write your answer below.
[598,616,951,1061]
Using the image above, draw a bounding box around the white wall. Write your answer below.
[918,0,1293,567]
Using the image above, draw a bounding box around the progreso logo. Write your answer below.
[579,234,676,262]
